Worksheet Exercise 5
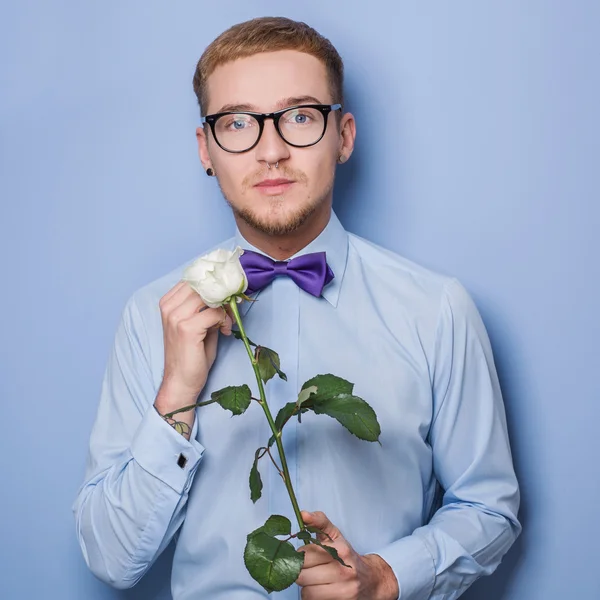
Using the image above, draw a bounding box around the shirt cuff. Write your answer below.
[369,533,436,600]
[130,404,205,495]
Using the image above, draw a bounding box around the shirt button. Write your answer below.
[177,453,188,469]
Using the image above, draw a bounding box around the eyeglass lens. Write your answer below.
[214,107,326,152]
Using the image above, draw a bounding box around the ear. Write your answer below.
[337,112,356,164]
[196,126,213,172]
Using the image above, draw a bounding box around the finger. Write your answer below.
[297,544,336,569]
[301,511,341,543]
[161,280,190,306]
[165,280,188,299]
[218,309,233,336]
[204,326,219,361]
[184,306,233,335]
[224,304,236,324]
[210,307,230,331]
[300,582,340,600]
[163,281,206,313]
[296,562,340,587]
[166,292,207,323]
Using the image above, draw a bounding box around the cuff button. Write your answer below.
[177,453,188,469]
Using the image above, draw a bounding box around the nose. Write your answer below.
[254,117,290,168]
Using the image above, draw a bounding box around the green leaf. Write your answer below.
[297,385,318,407]
[296,530,311,542]
[231,328,257,347]
[244,515,299,591]
[313,394,381,442]
[210,384,252,416]
[306,525,333,541]
[309,538,351,568]
[268,401,310,447]
[295,385,317,423]
[256,346,288,383]
[244,531,304,593]
[274,402,297,431]
[256,514,292,537]
[301,374,354,403]
[249,449,264,504]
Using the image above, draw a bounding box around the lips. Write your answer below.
[255,178,294,187]
[253,178,295,196]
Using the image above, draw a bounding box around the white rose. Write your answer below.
[182,246,248,308]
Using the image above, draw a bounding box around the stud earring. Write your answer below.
[338,155,346,164]
[206,168,214,176]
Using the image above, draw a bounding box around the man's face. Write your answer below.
[197,50,353,236]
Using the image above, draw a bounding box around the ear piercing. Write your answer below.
[206,168,215,176]
[338,155,346,164]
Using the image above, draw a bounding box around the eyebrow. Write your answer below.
[215,95,325,114]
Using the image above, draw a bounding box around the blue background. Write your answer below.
[1,1,598,599]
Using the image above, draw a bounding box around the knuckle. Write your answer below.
[167,308,181,323]
[176,318,192,334]
[159,292,169,306]
[347,581,359,597]
[159,298,169,314]
[342,564,355,582]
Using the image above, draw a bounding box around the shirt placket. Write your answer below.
[268,275,301,599]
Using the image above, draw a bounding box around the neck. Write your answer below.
[235,203,332,260]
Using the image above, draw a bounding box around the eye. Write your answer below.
[285,110,313,125]
[222,115,254,131]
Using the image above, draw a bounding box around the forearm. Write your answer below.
[73,405,204,589]
[154,380,200,440]
[371,501,520,600]
[363,554,400,600]
[75,460,183,588]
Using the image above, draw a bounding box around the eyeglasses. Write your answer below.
[201,103,342,154]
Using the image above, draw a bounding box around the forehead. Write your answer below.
[205,50,331,114]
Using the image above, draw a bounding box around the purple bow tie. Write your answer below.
[239,250,335,297]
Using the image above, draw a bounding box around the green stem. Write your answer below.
[229,298,306,535]
[163,398,217,419]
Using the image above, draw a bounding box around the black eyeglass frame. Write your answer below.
[200,103,342,154]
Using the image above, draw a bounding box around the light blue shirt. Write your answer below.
[73,210,521,599]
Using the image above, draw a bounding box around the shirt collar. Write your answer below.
[233,210,349,310]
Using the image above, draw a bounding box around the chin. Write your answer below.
[229,196,325,236]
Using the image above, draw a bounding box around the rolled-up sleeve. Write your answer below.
[72,293,204,589]
[371,278,521,599]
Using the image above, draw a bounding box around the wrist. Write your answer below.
[154,380,201,441]
[363,553,399,600]
[156,377,202,413]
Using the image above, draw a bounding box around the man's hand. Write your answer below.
[158,280,233,397]
[296,511,399,600]
[154,280,233,437]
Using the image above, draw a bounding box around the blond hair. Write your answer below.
[193,17,344,115]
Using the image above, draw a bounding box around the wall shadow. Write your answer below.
[337,71,530,599]
[118,541,174,600]
[462,309,530,599]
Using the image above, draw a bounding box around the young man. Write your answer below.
[73,17,521,600]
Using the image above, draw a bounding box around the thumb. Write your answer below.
[219,309,233,336]
[301,510,341,543]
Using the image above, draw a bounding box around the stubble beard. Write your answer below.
[221,179,334,237]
